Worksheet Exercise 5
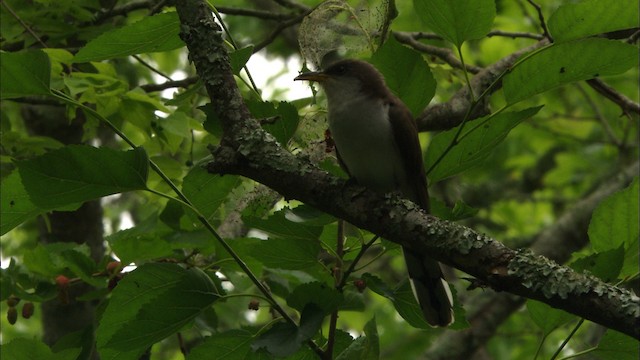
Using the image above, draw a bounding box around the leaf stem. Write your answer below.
[550,319,585,360]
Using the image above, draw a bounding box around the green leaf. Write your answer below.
[182,166,241,222]
[0,171,47,235]
[527,300,575,335]
[187,330,257,360]
[370,37,436,117]
[594,330,640,360]
[106,218,174,265]
[588,178,639,277]
[1,338,80,360]
[249,237,322,271]
[74,12,183,62]
[362,273,430,329]
[503,39,638,104]
[425,107,542,182]
[17,145,149,209]
[230,46,254,75]
[336,317,379,360]
[97,263,221,353]
[589,178,639,252]
[246,100,300,145]
[413,0,496,47]
[287,281,344,314]
[548,0,639,43]
[244,209,324,241]
[252,304,324,357]
[0,50,51,99]
[570,246,625,282]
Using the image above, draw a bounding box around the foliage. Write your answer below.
[0,0,638,359]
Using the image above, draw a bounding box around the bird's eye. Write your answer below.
[333,64,347,75]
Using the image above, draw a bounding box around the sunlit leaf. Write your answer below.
[503,39,638,104]
[413,0,496,47]
[548,0,639,42]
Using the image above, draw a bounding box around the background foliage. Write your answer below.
[0,0,638,359]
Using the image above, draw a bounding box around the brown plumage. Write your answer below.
[295,59,453,326]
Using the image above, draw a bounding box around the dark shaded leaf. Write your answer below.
[0,50,51,99]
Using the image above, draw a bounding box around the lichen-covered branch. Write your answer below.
[175,0,639,339]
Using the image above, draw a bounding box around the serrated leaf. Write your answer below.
[0,50,51,99]
[252,304,324,357]
[1,338,80,360]
[74,12,183,62]
[249,237,322,271]
[588,178,639,277]
[247,100,300,145]
[230,46,254,75]
[425,107,542,182]
[17,145,149,209]
[593,330,640,360]
[527,300,575,335]
[182,166,241,222]
[106,221,174,265]
[336,317,379,360]
[503,39,638,104]
[244,209,323,241]
[548,0,639,43]
[1,171,51,235]
[287,281,344,314]
[413,0,496,47]
[97,263,220,353]
[570,246,624,282]
[187,330,257,360]
[370,37,436,117]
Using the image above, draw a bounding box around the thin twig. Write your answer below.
[412,30,544,41]
[575,83,622,147]
[133,54,172,81]
[586,78,640,116]
[140,77,199,92]
[627,29,640,44]
[217,6,294,21]
[271,0,310,11]
[253,11,311,53]
[487,29,545,40]
[526,0,553,41]
[2,0,48,48]
[393,32,482,74]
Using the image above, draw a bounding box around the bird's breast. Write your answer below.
[328,97,407,193]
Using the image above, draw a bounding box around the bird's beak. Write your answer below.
[294,71,330,82]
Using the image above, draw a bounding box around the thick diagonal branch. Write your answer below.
[175,0,639,339]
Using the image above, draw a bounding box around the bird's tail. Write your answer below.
[402,246,454,327]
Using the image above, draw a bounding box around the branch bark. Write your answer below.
[175,0,639,340]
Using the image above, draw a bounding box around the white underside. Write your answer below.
[326,89,407,193]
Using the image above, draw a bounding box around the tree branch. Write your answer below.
[586,78,640,116]
[416,39,549,131]
[176,0,639,340]
[425,160,639,359]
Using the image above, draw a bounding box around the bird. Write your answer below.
[295,59,454,327]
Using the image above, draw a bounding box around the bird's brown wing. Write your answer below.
[387,98,430,212]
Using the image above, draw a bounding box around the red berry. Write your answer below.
[55,275,69,289]
[6,295,20,307]
[106,261,121,274]
[354,279,366,293]
[22,302,35,319]
[248,299,260,311]
[7,307,17,325]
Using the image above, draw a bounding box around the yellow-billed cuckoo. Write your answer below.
[295,59,454,327]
